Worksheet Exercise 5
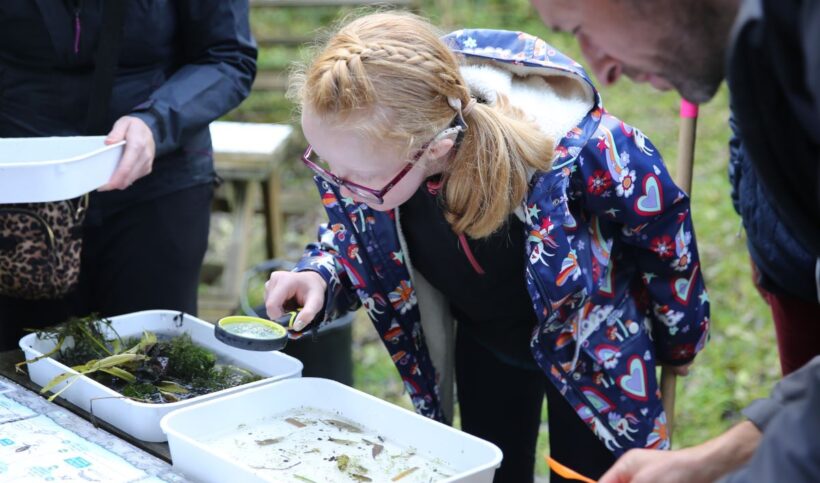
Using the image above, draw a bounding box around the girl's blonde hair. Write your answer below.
[290,11,554,238]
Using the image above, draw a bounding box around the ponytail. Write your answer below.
[443,94,553,238]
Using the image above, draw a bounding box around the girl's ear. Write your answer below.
[426,137,456,161]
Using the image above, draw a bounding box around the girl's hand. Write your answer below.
[264,271,327,331]
[665,362,693,376]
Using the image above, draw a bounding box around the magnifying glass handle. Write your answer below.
[272,311,299,329]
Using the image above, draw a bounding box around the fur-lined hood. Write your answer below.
[444,29,598,144]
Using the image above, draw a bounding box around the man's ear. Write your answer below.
[427,137,455,161]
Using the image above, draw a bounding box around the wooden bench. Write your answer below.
[199,121,293,321]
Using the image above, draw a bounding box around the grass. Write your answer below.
[223,0,781,477]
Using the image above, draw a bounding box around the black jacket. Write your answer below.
[0,0,257,215]
[727,0,820,301]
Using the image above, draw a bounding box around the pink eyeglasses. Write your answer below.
[301,115,467,204]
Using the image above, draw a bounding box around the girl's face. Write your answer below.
[301,108,439,212]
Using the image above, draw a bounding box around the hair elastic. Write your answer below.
[447,96,477,117]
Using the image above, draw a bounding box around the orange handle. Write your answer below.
[546,456,597,483]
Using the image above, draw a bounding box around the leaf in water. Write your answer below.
[159,391,180,403]
[100,366,136,383]
[255,437,284,446]
[328,436,357,446]
[155,381,189,394]
[336,454,350,472]
[125,331,158,355]
[324,419,362,433]
[392,467,419,481]
[87,353,147,371]
[286,417,306,428]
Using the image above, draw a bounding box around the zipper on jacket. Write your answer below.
[71,0,83,55]
[528,264,555,319]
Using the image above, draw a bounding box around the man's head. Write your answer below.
[531,0,740,103]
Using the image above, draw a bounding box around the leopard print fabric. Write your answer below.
[0,196,87,300]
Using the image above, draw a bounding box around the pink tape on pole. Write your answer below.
[680,99,699,119]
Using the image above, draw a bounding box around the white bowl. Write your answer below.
[0,136,124,203]
[19,310,304,442]
[161,378,503,482]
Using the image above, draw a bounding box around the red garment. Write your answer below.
[753,261,820,375]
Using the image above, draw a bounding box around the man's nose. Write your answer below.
[577,33,622,86]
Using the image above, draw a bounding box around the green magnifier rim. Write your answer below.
[215,315,289,351]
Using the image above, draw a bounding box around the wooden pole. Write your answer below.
[661,99,699,445]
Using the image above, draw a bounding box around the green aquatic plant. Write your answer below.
[19,315,261,403]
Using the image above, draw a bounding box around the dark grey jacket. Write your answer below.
[728,115,817,302]
[0,0,257,216]
[722,356,820,482]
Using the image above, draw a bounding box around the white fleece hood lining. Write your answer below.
[459,60,595,145]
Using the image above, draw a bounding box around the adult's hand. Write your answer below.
[598,448,703,483]
[599,421,762,483]
[99,116,156,191]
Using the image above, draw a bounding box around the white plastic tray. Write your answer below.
[0,136,124,203]
[161,378,503,482]
[19,310,303,442]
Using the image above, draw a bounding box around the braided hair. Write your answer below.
[291,11,553,238]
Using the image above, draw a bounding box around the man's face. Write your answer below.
[531,0,726,103]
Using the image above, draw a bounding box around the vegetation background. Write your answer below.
[214,1,780,478]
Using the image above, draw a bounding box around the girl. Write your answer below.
[265,12,709,482]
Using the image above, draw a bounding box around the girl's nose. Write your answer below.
[340,186,364,204]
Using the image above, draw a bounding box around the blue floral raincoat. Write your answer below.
[293,29,710,456]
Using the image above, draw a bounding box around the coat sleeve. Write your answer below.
[721,357,820,483]
[291,222,362,337]
[130,0,257,157]
[578,114,710,365]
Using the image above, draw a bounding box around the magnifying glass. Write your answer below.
[214,311,299,351]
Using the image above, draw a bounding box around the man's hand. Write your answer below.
[600,421,762,483]
[99,116,156,191]
[599,448,704,483]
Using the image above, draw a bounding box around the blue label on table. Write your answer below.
[64,456,91,468]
